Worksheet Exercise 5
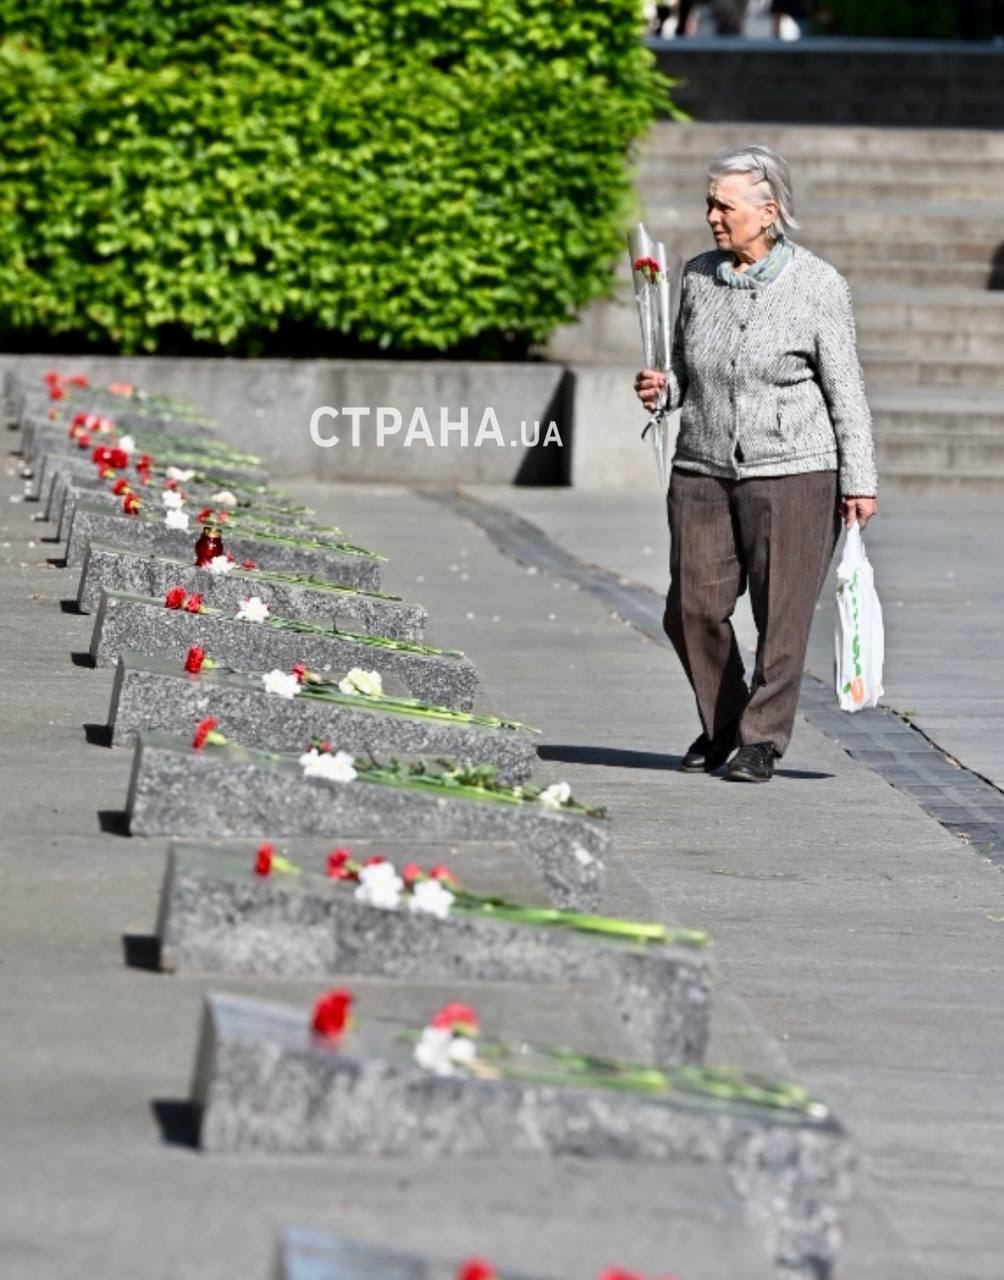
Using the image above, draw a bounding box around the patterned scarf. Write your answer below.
[716,236,794,290]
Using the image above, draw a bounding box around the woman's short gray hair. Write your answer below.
[707,144,800,242]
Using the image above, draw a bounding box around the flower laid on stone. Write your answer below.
[235,596,270,623]
[166,466,195,483]
[337,667,384,697]
[414,1002,480,1077]
[108,381,134,396]
[161,489,186,510]
[184,646,206,674]
[311,988,353,1040]
[354,859,404,911]
[184,593,204,614]
[197,507,229,526]
[407,876,455,920]
[164,587,205,614]
[123,494,141,516]
[191,717,226,750]
[111,478,131,496]
[539,781,572,810]
[291,663,308,684]
[206,554,232,576]
[253,841,300,877]
[298,746,358,783]
[165,507,190,532]
[326,848,354,879]
[456,1263,496,1280]
[240,559,256,570]
[117,434,136,455]
[211,490,238,509]
[261,669,300,700]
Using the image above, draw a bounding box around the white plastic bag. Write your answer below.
[835,524,884,712]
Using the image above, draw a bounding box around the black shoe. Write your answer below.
[724,742,779,783]
[681,732,735,774]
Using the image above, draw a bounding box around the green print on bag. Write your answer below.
[837,569,865,704]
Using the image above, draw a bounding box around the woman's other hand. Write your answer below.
[841,496,878,529]
[635,368,667,411]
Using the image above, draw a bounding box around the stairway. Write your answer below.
[549,122,1004,489]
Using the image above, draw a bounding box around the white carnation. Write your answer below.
[539,781,571,810]
[206,554,233,576]
[299,747,357,784]
[117,434,136,454]
[413,1026,476,1077]
[161,489,185,510]
[166,466,196,482]
[262,669,300,699]
[164,508,190,532]
[337,667,383,697]
[236,596,270,623]
[408,878,455,920]
[211,489,238,509]
[354,861,404,912]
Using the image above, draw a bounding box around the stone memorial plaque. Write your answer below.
[108,655,532,781]
[79,544,425,640]
[157,840,710,1065]
[67,502,384,586]
[126,732,607,910]
[92,593,476,709]
[193,991,853,1280]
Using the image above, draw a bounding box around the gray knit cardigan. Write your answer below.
[664,245,878,496]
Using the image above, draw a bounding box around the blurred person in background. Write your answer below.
[771,0,813,36]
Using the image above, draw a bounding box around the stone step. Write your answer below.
[192,989,852,1279]
[158,840,710,1065]
[91,591,479,710]
[636,120,1004,163]
[862,353,1004,390]
[127,732,608,910]
[640,171,1004,202]
[872,467,1004,493]
[877,434,1004,472]
[109,653,535,784]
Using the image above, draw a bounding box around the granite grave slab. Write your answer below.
[92,593,476,708]
[66,502,385,585]
[275,1228,553,1280]
[108,654,533,781]
[157,840,709,1065]
[127,733,607,910]
[79,545,425,639]
[193,991,853,1280]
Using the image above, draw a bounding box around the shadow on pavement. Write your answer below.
[60,598,83,614]
[538,744,684,771]
[70,651,95,668]
[122,933,161,971]
[151,1100,199,1149]
[97,809,130,835]
[83,722,112,747]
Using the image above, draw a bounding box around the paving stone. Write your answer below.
[66,501,385,585]
[109,654,534,781]
[157,841,709,1065]
[127,733,608,910]
[92,593,477,709]
[193,990,853,1280]
[79,544,425,640]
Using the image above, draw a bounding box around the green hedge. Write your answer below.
[0,2,669,357]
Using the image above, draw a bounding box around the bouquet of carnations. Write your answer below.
[627,223,672,489]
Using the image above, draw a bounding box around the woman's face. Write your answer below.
[706,172,777,255]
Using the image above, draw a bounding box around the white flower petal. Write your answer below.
[337,667,383,697]
[211,489,238,508]
[161,489,185,509]
[236,596,270,623]
[164,508,190,531]
[206,554,233,576]
[117,434,136,454]
[262,670,300,699]
[166,466,196,482]
[540,782,571,810]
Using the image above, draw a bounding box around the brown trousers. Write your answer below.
[664,468,841,757]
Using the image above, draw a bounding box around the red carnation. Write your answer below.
[196,507,213,524]
[311,988,353,1039]
[401,862,423,885]
[183,593,204,614]
[43,370,61,386]
[254,843,274,876]
[111,478,131,496]
[109,448,129,470]
[191,716,218,750]
[72,412,87,427]
[241,559,256,569]
[429,864,457,885]
[164,587,187,609]
[76,432,91,448]
[49,386,65,401]
[136,453,153,469]
[291,663,307,683]
[122,494,141,515]
[184,646,206,674]
[68,373,89,387]
[457,1261,497,1280]
[326,848,354,879]
[430,1002,479,1035]
[92,445,111,467]
[164,477,178,491]
[363,855,386,867]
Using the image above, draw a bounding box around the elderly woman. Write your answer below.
[636,144,878,783]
